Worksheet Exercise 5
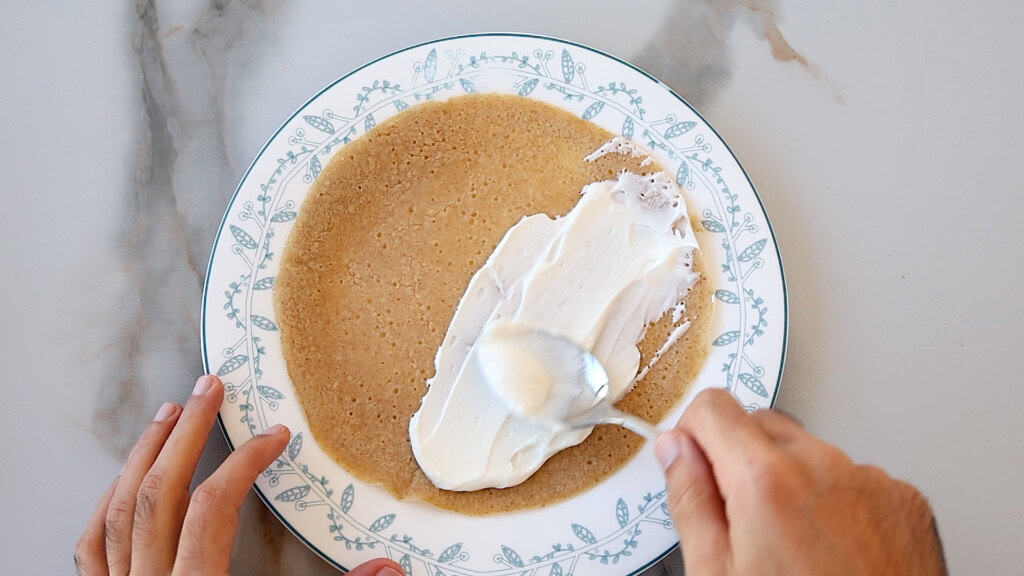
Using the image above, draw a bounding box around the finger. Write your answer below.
[76,479,117,576]
[749,409,804,444]
[131,375,223,575]
[103,402,181,575]
[173,424,290,575]
[656,428,730,576]
[678,389,777,496]
[345,558,407,576]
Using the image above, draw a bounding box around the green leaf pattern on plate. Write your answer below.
[369,514,396,533]
[701,218,725,233]
[256,384,284,400]
[517,77,538,97]
[250,314,277,331]
[582,101,605,120]
[621,115,634,139]
[616,498,629,528]
[738,372,769,397]
[560,49,575,83]
[715,289,740,304]
[676,160,690,188]
[287,432,302,460]
[309,155,322,179]
[712,330,741,346]
[500,545,524,568]
[423,48,437,83]
[664,121,695,139]
[303,114,336,134]
[572,523,597,545]
[340,484,354,513]
[275,485,311,502]
[216,354,247,377]
[230,225,258,250]
[438,543,464,563]
[738,238,767,263]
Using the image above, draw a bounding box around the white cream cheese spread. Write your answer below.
[408,142,700,491]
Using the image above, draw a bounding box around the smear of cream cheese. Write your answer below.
[408,144,700,491]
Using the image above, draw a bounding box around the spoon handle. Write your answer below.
[599,408,662,440]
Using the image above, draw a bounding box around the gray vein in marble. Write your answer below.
[91,0,192,460]
[741,0,843,103]
[631,0,739,110]
[88,1,323,573]
[232,501,285,575]
[91,0,277,455]
[633,0,840,110]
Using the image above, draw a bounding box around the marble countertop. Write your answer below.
[2,1,1022,574]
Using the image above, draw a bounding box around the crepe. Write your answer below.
[275,94,712,515]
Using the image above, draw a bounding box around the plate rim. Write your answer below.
[200,31,788,574]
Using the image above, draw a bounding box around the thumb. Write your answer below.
[346,558,406,576]
[656,428,730,575]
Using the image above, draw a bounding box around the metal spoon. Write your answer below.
[475,326,662,439]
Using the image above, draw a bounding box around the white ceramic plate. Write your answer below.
[201,34,787,576]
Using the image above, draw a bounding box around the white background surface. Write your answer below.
[1,1,1022,574]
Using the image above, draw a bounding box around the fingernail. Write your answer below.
[676,431,701,465]
[193,375,216,396]
[655,431,680,470]
[375,567,404,576]
[262,423,288,436]
[153,402,177,422]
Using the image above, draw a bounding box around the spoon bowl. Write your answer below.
[475,325,661,439]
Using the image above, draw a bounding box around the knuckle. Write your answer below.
[182,483,229,544]
[756,409,803,432]
[894,480,932,514]
[857,466,934,518]
[771,408,803,428]
[135,470,168,521]
[695,387,731,408]
[190,483,222,511]
[668,476,710,520]
[682,388,733,426]
[74,537,87,556]
[816,444,853,470]
[73,537,91,564]
[856,464,892,483]
[103,497,133,540]
[74,535,101,575]
[138,470,167,499]
[749,452,782,483]
[746,452,792,498]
